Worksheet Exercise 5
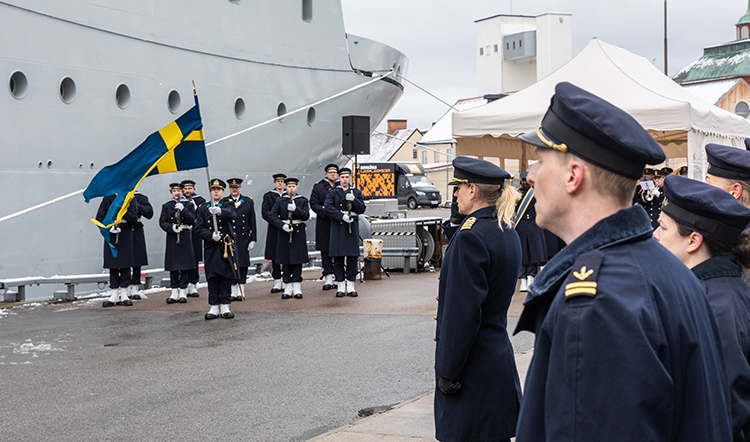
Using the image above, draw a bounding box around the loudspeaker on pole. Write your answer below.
[342,115,370,155]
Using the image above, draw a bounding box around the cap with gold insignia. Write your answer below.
[209,179,226,190]
[180,179,196,187]
[284,177,299,185]
[325,164,339,173]
[662,175,750,245]
[273,173,287,181]
[338,167,352,176]
[653,167,673,178]
[676,166,688,175]
[706,143,750,181]
[519,82,665,179]
[449,156,511,185]
[169,182,182,190]
[227,178,243,188]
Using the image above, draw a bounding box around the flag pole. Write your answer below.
[194,80,219,232]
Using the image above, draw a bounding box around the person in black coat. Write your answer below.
[633,167,668,230]
[434,157,522,442]
[194,179,238,320]
[159,183,196,304]
[324,167,365,297]
[310,164,339,290]
[181,179,205,297]
[269,177,310,299]
[262,173,287,293]
[95,193,139,307]
[515,172,547,292]
[129,191,153,300]
[227,178,257,301]
[654,176,750,442]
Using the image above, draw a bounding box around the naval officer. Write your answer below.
[310,164,339,290]
[130,191,153,300]
[194,179,238,319]
[269,177,310,299]
[434,156,522,442]
[654,175,750,441]
[515,82,731,441]
[181,179,205,297]
[705,143,750,208]
[159,183,196,304]
[262,173,287,293]
[324,167,365,297]
[227,178,257,301]
[95,194,139,307]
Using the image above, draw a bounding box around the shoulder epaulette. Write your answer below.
[563,251,604,299]
[460,217,477,230]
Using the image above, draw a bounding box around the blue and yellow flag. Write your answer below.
[84,95,207,254]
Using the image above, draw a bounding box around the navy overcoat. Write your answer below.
[515,187,547,266]
[324,186,365,257]
[187,194,206,262]
[132,192,153,267]
[310,178,335,251]
[194,199,237,280]
[262,189,284,261]
[269,194,310,265]
[228,194,257,267]
[159,199,196,271]
[96,194,138,269]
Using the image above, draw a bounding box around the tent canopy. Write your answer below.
[452,38,750,179]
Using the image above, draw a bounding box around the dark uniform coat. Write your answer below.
[310,179,336,251]
[434,206,522,442]
[194,200,238,280]
[187,194,206,262]
[132,192,154,267]
[692,255,750,442]
[262,189,284,261]
[269,194,310,265]
[515,187,547,266]
[228,194,257,267]
[96,194,138,269]
[634,186,664,230]
[324,186,365,257]
[515,206,732,442]
[159,199,196,271]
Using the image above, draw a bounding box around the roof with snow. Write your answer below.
[680,78,743,104]
[419,97,489,145]
[345,128,421,168]
[674,40,750,84]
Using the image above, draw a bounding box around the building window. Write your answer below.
[486,46,490,55]
[743,26,750,40]
[513,41,516,49]
[422,151,428,164]
[434,151,440,163]
[479,47,483,56]
[519,40,522,48]
[302,0,312,22]
[413,148,418,159]
[736,101,750,118]
[506,43,509,51]
[447,148,453,159]
[494,44,498,53]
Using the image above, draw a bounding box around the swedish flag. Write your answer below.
[84,95,207,254]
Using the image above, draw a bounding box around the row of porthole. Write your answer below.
[37,160,96,169]
[8,70,317,125]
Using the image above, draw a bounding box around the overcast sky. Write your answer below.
[341,0,746,131]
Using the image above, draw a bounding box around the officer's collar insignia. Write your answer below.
[460,217,477,230]
[564,251,603,299]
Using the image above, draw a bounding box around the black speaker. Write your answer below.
[342,115,370,155]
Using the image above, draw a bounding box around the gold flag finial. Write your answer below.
[192,80,196,96]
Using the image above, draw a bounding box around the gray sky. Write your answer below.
[341,0,745,131]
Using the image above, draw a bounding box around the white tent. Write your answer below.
[452,38,750,179]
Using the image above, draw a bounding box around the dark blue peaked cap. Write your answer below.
[449,156,510,185]
[519,82,665,179]
[706,143,750,181]
[662,175,750,245]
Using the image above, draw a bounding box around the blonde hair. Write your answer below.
[474,183,520,230]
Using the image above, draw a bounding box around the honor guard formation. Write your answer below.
[90,80,750,441]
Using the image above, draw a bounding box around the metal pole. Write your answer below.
[664,0,668,75]
[205,168,219,231]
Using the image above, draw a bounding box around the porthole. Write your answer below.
[307,107,316,126]
[168,90,181,114]
[47,160,53,169]
[736,101,750,118]
[234,97,246,119]
[90,162,95,169]
[9,71,28,99]
[60,77,76,104]
[115,84,131,109]
[229,0,240,4]
[302,0,312,22]
[79,163,83,169]
[277,102,287,122]
[37,161,43,168]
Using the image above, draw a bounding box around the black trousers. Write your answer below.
[131,267,142,285]
[169,270,189,289]
[188,264,200,285]
[320,251,334,276]
[519,263,539,279]
[271,261,282,280]
[207,276,232,306]
[282,264,302,283]
[237,266,248,285]
[109,268,131,289]
[333,256,357,282]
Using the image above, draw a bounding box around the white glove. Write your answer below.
[212,231,221,242]
[345,192,355,201]
[248,241,256,251]
[174,202,184,211]
[282,224,293,233]
[342,214,353,224]
[109,226,121,234]
[287,202,296,212]
[172,224,182,234]
[208,205,221,215]
[652,188,660,198]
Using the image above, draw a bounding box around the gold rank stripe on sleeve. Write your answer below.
[564,281,597,297]
[460,217,476,230]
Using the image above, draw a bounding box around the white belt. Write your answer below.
[285,220,305,225]
[180,224,193,230]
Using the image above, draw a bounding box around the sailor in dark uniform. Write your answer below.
[194,179,238,319]
[262,173,287,293]
[95,194,139,307]
[654,175,750,441]
[515,171,547,292]
[129,191,153,300]
[181,179,205,297]
[269,177,310,299]
[159,183,196,304]
[310,164,339,290]
[434,156,522,442]
[634,167,668,230]
[515,82,731,441]
[676,165,688,176]
[324,167,365,297]
[705,143,750,208]
[227,178,257,301]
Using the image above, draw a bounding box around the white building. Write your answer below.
[476,13,572,94]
